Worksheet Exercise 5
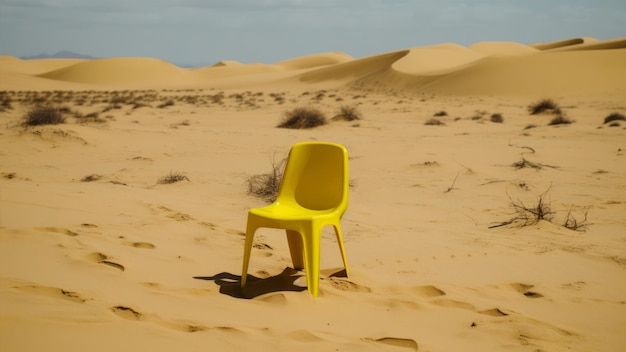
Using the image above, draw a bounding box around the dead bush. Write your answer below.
[22,105,66,126]
[490,113,504,123]
[528,99,562,115]
[278,107,327,129]
[332,105,362,121]
[157,171,190,184]
[548,115,573,126]
[247,156,286,203]
[490,188,590,232]
[424,118,445,126]
[603,112,625,124]
[490,188,555,228]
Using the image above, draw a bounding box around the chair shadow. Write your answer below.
[193,267,307,299]
[194,267,348,299]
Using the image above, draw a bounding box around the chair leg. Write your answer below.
[285,230,304,270]
[302,224,321,297]
[333,224,350,277]
[241,223,257,288]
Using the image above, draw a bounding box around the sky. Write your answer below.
[1,0,625,67]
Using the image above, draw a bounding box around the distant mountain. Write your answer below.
[20,50,96,60]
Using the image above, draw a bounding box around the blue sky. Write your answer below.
[1,0,624,67]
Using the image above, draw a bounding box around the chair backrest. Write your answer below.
[277,142,349,212]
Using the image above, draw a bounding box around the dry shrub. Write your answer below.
[548,115,573,126]
[75,111,107,124]
[81,174,103,182]
[247,157,286,203]
[491,188,590,232]
[22,105,66,126]
[528,99,562,115]
[424,118,445,126]
[512,158,557,170]
[490,188,555,228]
[0,96,13,111]
[157,171,190,184]
[603,112,625,124]
[490,113,504,123]
[332,105,362,121]
[157,100,175,109]
[563,206,590,232]
[434,111,448,117]
[278,107,327,129]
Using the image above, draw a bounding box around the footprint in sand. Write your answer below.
[88,252,125,271]
[433,299,509,317]
[368,337,419,351]
[257,292,288,305]
[111,306,144,320]
[110,305,212,333]
[35,227,79,236]
[510,282,544,298]
[479,308,509,317]
[15,284,87,303]
[287,330,324,342]
[253,242,273,250]
[153,205,194,221]
[432,298,476,311]
[328,277,371,293]
[411,285,446,297]
[125,241,156,249]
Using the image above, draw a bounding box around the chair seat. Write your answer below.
[249,203,338,221]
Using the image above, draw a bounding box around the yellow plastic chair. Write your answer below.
[241,142,350,297]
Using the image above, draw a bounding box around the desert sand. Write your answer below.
[1,37,625,351]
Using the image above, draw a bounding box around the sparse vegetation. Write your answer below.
[490,188,555,228]
[332,105,362,121]
[0,96,14,111]
[490,113,504,123]
[277,107,327,129]
[247,156,286,203]
[22,105,66,126]
[424,118,445,126]
[562,206,590,232]
[471,110,488,120]
[157,171,190,184]
[548,115,573,126]
[528,99,562,115]
[75,111,107,124]
[157,100,175,109]
[490,187,590,232]
[81,174,103,182]
[604,112,625,124]
[512,158,558,170]
[434,111,448,117]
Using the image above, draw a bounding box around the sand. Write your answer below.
[1,37,625,351]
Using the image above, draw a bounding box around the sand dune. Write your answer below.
[545,37,626,52]
[1,36,626,352]
[529,38,586,50]
[294,50,410,84]
[192,62,281,81]
[366,48,626,96]
[390,43,485,75]
[274,52,353,70]
[0,56,86,75]
[37,57,188,86]
[467,41,539,56]
[1,37,625,97]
